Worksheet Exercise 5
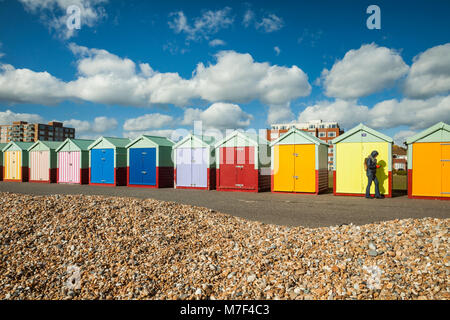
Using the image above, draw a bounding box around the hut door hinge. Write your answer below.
[441,192,450,194]
[235,184,243,187]
[236,165,243,168]
[441,159,450,162]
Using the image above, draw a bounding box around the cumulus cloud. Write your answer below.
[403,43,450,99]
[267,103,294,124]
[0,109,43,124]
[168,8,233,41]
[298,99,370,129]
[393,130,417,146]
[0,64,68,105]
[19,0,108,39]
[182,102,252,130]
[209,39,226,47]
[0,45,311,108]
[323,43,409,99]
[298,95,450,131]
[64,116,117,135]
[123,113,174,131]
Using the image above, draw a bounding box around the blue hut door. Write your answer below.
[91,149,114,184]
[130,148,156,185]
[191,148,207,188]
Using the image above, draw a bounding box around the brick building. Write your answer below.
[266,120,344,170]
[0,121,75,143]
[392,144,407,170]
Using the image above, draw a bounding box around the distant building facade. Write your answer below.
[393,145,407,170]
[0,121,75,143]
[266,120,344,170]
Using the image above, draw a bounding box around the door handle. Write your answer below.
[293,176,298,179]
[293,153,299,157]
[101,158,106,161]
[141,171,147,175]
[236,165,243,168]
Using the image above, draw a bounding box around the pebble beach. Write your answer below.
[0,192,448,300]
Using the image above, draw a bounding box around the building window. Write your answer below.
[328,132,336,137]
[328,156,334,162]
[319,132,326,138]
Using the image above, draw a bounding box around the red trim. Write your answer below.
[270,169,274,192]
[388,171,392,198]
[407,169,413,198]
[0,165,3,181]
[408,195,450,200]
[333,170,337,196]
[175,186,210,190]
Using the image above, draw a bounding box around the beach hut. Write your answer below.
[406,122,450,200]
[331,124,393,197]
[126,135,174,188]
[88,137,131,186]
[0,143,7,180]
[2,141,34,182]
[28,141,63,183]
[173,134,216,190]
[56,138,94,184]
[270,128,329,194]
[215,130,271,192]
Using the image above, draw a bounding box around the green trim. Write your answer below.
[126,135,174,149]
[331,123,393,144]
[406,122,450,144]
[173,134,215,149]
[56,138,94,152]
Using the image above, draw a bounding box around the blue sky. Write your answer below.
[0,0,449,144]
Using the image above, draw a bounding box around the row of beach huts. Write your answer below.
[0,122,448,200]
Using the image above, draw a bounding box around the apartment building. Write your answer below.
[392,145,407,170]
[0,121,75,143]
[266,120,344,170]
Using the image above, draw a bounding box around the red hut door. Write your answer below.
[220,146,256,190]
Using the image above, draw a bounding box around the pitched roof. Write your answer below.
[125,135,174,148]
[28,140,63,151]
[2,141,34,151]
[215,130,269,148]
[406,122,450,144]
[331,123,393,144]
[173,134,216,149]
[88,136,131,149]
[55,138,95,152]
[270,127,329,146]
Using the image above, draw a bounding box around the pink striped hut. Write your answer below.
[27,141,63,183]
[55,138,94,184]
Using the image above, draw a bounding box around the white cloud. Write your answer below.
[18,0,108,39]
[0,64,68,105]
[393,130,417,146]
[0,42,4,58]
[267,103,294,124]
[0,45,311,108]
[256,14,284,33]
[123,113,174,131]
[64,116,117,135]
[403,43,450,99]
[298,95,450,131]
[168,8,233,41]
[0,109,43,125]
[368,95,450,130]
[209,39,226,47]
[274,46,281,56]
[298,99,369,129]
[182,102,252,130]
[323,43,409,99]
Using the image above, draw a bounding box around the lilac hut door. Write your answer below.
[176,148,192,187]
[191,148,207,188]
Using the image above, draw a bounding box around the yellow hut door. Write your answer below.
[442,143,450,197]
[5,151,21,180]
[273,145,295,192]
[294,144,315,193]
[336,143,363,194]
[362,143,389,195]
